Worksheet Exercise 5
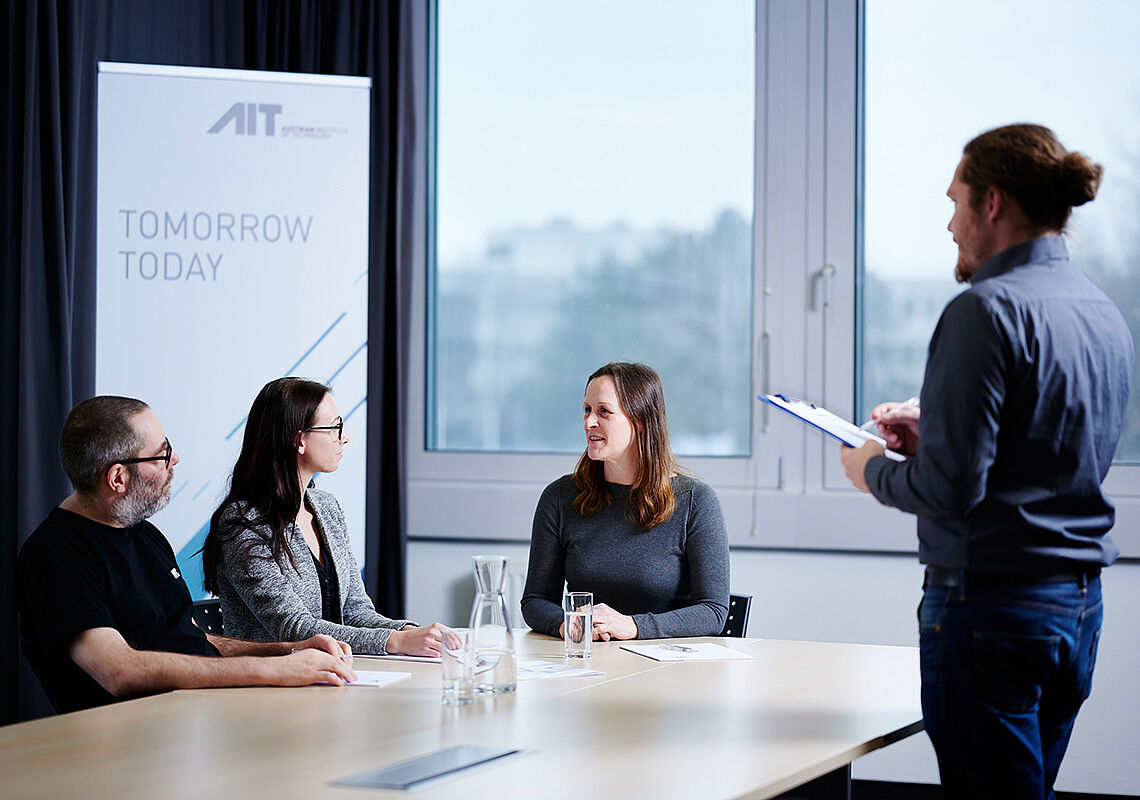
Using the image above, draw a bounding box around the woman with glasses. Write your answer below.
[521,362,730,641]
[201,377,447,656]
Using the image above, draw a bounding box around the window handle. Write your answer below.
[817,263,837,309]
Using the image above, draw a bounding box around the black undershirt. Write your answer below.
[311,535,341,625]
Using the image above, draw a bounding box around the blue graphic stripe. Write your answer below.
[171,482,189,501]
[191,480,212,501]
[328,342,367,385]
[224,312,347,440]
[176,521,211,601]
[344,396,367,423]
[225,420,245,442]
[283,312,347,376]
[354,269,368,285]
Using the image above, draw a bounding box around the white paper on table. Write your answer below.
[620,643,753,662]
[346,671,413,688]
[369,653,442,663]
[517,660,604,680]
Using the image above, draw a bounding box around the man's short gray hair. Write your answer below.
[59,396,150,494]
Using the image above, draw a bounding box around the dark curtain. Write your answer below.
[2,0,410,724]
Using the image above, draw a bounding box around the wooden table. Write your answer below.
[0,635,922,799]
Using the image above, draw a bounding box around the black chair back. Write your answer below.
[192,598,224,635]
[719,593,752,637]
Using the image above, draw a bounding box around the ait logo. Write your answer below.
[207,102,283,136]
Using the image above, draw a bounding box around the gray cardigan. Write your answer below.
[215,488,413,654]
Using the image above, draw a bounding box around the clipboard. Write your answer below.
[333,746,526,790]
[760,393,907,462]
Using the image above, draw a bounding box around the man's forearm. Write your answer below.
[207,633,290,657]
[109,647,355,695]
[92,647,277,697]
[71,626,356,700]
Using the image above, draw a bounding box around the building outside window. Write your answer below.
[431,0,755,457]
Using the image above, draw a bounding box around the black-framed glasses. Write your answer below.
[116,439,173,470]
[302,418,344,442]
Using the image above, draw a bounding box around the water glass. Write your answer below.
[441,627,474,705]
[563,591,593,659]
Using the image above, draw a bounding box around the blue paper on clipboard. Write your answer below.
[761,393,907,462]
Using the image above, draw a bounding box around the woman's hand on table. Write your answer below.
[386,622,448,657]
[592,603,638,641]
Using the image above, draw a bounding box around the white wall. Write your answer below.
[406,538,1140,794]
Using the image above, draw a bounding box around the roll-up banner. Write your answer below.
[96,63,371,598]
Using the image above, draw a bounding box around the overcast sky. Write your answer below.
[437,0,754,264]
[437,0,1140,278]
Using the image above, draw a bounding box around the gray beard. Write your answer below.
[109,472,173,526]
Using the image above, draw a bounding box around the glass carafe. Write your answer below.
[468,555,517,693]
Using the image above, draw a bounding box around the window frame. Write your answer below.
[406,0,1140,557]
[826,0,1140,549]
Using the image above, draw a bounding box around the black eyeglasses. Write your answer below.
[302,418,344,442]
[116,439,173,470]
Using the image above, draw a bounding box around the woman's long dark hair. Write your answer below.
[202,377,328,593]
[572,362,680,530]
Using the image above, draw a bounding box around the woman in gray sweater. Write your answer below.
[201,378,447,656]
[521,362,730,641]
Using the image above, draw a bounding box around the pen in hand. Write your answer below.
[859,396,919,432]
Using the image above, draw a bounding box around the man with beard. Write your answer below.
[17,396,357,714]
[839,124,1134,797]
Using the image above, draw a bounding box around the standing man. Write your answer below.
[17,396,358,714]
[841,124,1133,797]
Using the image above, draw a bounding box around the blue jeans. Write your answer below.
[918,574,1103,799]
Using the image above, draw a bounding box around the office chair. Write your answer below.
[192,598,225,635]
[719,593,752,637]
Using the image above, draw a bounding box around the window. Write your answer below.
[409,1,1137,555]
[431,0,756,456]
[861,0,1140,464]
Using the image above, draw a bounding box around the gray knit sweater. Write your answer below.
[521,475,729,639]
[214,488,413,653]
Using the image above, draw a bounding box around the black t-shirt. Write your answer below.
[16,507,219,713]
